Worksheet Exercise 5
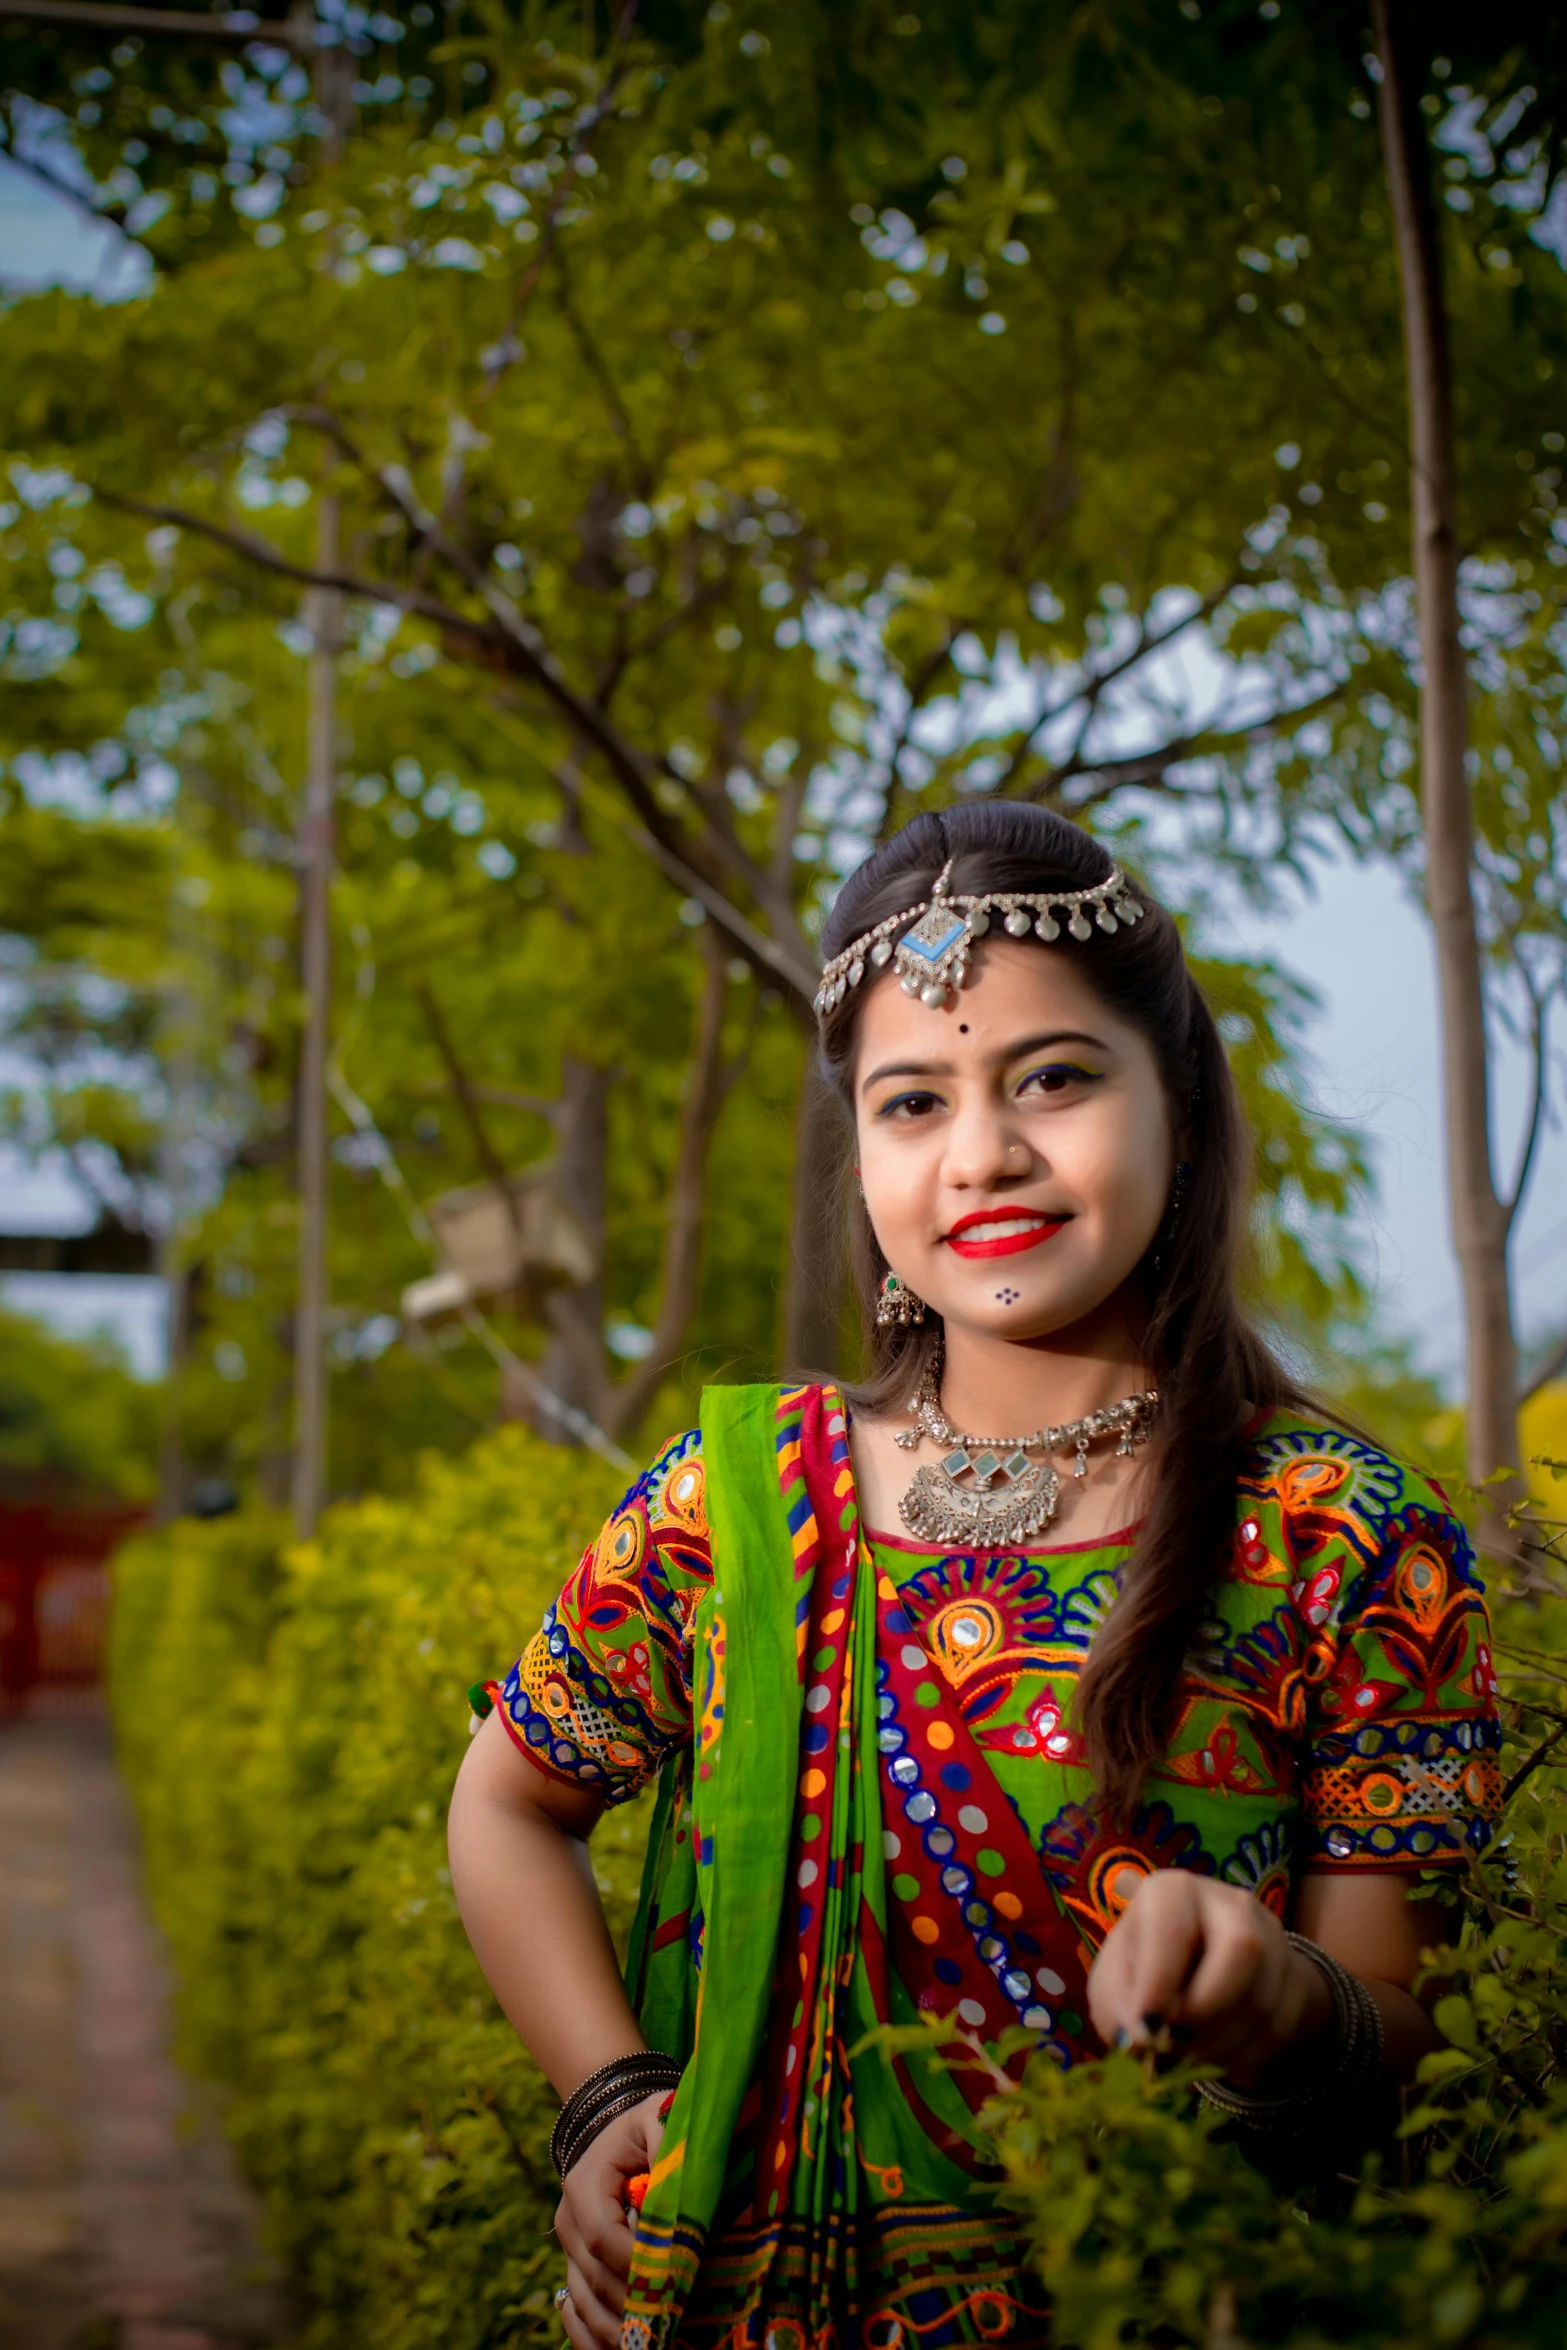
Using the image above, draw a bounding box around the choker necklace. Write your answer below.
[893,1360,1159,1547]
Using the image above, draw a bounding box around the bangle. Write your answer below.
[550,2053,683,2179]
[1196,1931,1384,2134]
[551,2055,683,2178]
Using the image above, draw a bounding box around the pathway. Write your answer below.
[0,1712,291,2350]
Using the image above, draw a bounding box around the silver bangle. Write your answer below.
[1196,1931,1384,2132]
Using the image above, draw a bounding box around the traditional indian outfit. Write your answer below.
[478,1385,1499,2350]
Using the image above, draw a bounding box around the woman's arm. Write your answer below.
[1293,1865,1447,2075]
[449,1710,662,2350]
[448,1708,645,2092]
[1086,1865,1448,2087]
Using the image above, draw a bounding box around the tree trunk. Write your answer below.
[605,926,731,1441]
[154,1261,189,1524]
[153,977,195,1526]
[291,493,340,1539]
[783,1060,851,1378]
[511,1057,612,1439]
[1372,0,1519,1508]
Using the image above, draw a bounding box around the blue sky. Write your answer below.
[2,153,1564,1389]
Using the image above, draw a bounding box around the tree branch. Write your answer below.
[992,576,1243,798]
[0,0,307,42]
[616,569,731,671]
[414,981,524,1245]
[415,1078,560,1123]
[92,481,821,1005]
[1028,682,1347,810]
[470,686,820,999]
[875,627,963,837]
[341,440,808,928]
[0,137,136,243]
[1504,965,1553,1235]
[1502,1711,1567,1803]
[1517,1329,1567,1412]
[554,247,652,490]
[501,5,639,338]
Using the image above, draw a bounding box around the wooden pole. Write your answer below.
[1371,0,1520,1518]
[288,13,355,1539]
[291,491,340,1539]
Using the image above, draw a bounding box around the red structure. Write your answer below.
[0,1489,148,1714]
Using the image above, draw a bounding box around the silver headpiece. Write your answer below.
[813,857,1144,1017]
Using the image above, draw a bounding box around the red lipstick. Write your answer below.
[944,1209,1068,1260]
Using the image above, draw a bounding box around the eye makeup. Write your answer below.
[1014,1059,1106,1098]
[872,1087,946,1121]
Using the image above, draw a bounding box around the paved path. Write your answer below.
[0,1713,291,2350]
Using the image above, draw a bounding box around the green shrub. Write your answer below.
[113,1434,1567,2348]
[988,1473,1567,2348]
[110,1424,638,2350]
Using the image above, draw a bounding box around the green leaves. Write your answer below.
[0,1302,158,1493]
[110,1422,638,2349]
[107,1361,1567,2348]
[5,0,1561,1496]
[990,1517,1567,2349]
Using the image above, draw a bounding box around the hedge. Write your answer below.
[109,1425,635,2350]
[111,1429,1567,2348]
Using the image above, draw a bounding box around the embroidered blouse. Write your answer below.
[488,1408,1500,1922]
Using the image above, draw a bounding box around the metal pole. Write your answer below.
[291,491,340,1538]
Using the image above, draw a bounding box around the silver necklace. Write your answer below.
[893,1361,1159,1548]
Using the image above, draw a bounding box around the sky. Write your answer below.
[2,154,1564,1392]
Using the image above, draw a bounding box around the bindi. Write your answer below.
[995,1285,1021,1304]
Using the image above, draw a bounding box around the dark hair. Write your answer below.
[816,801,1309,1822]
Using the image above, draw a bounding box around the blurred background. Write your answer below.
[0,4,1564,2345]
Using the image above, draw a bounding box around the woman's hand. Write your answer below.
[554,2089,669,2350]
[1086,1871,1332,2087]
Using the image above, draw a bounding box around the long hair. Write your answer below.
[815,802,1309,1821]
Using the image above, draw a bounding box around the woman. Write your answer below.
[449,804,1499,2350]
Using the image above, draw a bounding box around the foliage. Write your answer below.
[110,1421,636,2348]
[0,0,1456,1500]
[986,1471,1567,2349]
[0,1297,158,1493]
[115,1412,1567,2349]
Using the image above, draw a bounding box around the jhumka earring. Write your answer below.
[876,1272,926,1327]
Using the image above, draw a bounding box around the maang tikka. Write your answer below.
[814,856,1144,1018]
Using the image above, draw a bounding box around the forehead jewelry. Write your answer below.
[814,857,1144,1017]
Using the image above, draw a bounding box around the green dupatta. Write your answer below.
[621,1384,1088,2350]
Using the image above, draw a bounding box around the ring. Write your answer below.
[554,2286,572,2310]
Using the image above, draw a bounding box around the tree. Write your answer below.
[0,1299,158,1496]
[19,0,1507,1496]
[1367,0,1566,1505]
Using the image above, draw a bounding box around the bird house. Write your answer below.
[400,1169,596,1326]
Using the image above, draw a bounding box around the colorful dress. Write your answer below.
[480,1388,1499,2350]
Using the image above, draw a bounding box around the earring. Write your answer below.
[876,1272,926,1328]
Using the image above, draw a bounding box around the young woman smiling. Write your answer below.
[450,804,1499,2350]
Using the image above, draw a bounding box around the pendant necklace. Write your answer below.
[894,1357,1159,1548]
